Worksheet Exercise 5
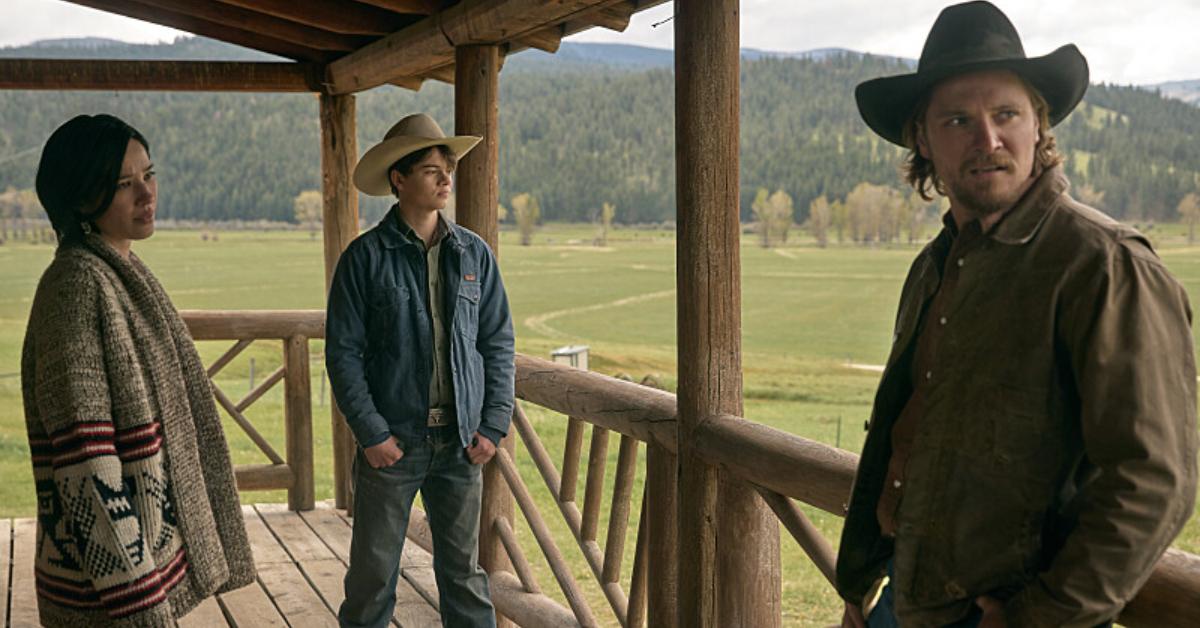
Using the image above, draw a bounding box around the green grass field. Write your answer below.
[2,222,1199,626]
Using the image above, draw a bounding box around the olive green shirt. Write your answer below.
[397,212,454,414]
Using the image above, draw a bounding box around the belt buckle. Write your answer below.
[428,407,448,427]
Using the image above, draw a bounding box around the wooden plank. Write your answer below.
[10,519,38,628]
[182,309,326,341]
[219,581,289,628]
[106,0,368,51]
[257,503,336,562]
[295,558,349,621]
[0,519,10,628]
[299,503,354,562]
[354,0,435,13]
[0,59,320,92]
[64,0,333,62]
[179,595,230,627]
[284,335,315,511]
[400,541,440,610]
[241,505,293,565]
[257,561,339,627]
[393,569,442,628]
[213,0,410,35]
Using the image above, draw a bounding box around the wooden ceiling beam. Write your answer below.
[327,0,620,94]
[353,0,438,13]
[517,26,564,54]
[0,59,321,92]
[116,0,370,51]
[569,1,637,32]
[212,0,411,36]
[65,0,334,62]
[421,64,457,84]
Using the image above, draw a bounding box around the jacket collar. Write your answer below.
[986,164,1069,245]
[377,204,464,250]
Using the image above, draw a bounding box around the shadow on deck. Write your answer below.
[1,502,442,628]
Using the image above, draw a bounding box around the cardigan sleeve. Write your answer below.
[27,264,166,620]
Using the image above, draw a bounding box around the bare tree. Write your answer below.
[807,195,831,248]
[1178,192,1200,245]
[597,201,616,246]
[752,188,794,248]
[292,189,323,238]
[511,192,541,246]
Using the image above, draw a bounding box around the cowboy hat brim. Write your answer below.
[855,44,1089,147]
[353,134,481,197]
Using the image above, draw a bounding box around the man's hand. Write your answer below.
[975,595,1007,628]
[466,432,497,465]
[363,436,404,468]
[841,602,866,628]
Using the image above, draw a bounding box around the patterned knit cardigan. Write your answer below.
[21,235,256,627]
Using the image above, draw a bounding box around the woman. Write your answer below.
[21,114,255,626]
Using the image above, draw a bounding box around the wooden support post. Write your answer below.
[284,335,315,510]
[319,93,359,511]
[675,1,781,627]
[455,43,513,627]
[646,442,678,628]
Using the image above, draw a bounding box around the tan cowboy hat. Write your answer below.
[855,1,1088,147]
[353,113,481,197]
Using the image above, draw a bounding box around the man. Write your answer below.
[837,2,1197,627]
[326,113,515,628]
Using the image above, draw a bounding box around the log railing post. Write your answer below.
[646,442,678,628]
[284,334,315,511]
[319,92,358,511]
[675,1,781,626]
[455,43,513,627]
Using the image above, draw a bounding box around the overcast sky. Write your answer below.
[1,0,1196,85]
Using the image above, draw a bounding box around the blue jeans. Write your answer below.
[338,426,495,628]
[868,560,1113,628]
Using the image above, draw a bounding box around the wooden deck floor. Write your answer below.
[1,502,443,627]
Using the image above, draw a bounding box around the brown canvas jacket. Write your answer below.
[835,166,1198,628]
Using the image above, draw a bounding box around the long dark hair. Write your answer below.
[35,114,150,244]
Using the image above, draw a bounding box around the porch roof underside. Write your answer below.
[2,0,669,93]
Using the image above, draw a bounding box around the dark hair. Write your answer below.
[902,74,1063,201]
[387,144,457,197]
[36,114,150,244]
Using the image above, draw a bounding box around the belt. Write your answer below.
[427,407,456,427]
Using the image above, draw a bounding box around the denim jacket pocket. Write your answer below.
[367,284,409,346]
[457,282,481,340]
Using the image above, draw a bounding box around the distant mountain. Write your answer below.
[1,37,1197,225]
[0,36,280,61]
[1149,79,1200,107]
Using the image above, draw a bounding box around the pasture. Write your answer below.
[1,223,1198,625]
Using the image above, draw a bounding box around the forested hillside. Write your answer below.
[1,37,1197,225]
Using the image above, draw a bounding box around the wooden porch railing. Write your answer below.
[513,354,1200,628]
[178,310,1200,627]
[182,309,323,511]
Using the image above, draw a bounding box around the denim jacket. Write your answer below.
[836,167,1197,627]
[326,207,515,451]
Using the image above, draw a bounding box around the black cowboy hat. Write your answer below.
[855,0,1089,147]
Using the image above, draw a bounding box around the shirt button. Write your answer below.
[893,480,903,488]
[925,370,933,380]
[956,257,965,267]
[939,316,947,325]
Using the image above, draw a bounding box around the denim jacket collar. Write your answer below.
[378,204,464,251]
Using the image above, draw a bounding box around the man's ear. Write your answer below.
[916,124,931,160]
[389,168,405,195]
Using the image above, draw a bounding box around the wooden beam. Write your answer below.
[284,335,315,511]
[213,0,410,35]
[181,309,325,340]
[518,26,564,54]
[326,0,617,94]
[422,64,457,84]
[65,0,332,62]
[676,1,781,627]
[353,0,438,13]
[114,0,370,51]
[0,59,320,92]
[454,43,512,627]
[567,1,637,32]
[318,93,359,511]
